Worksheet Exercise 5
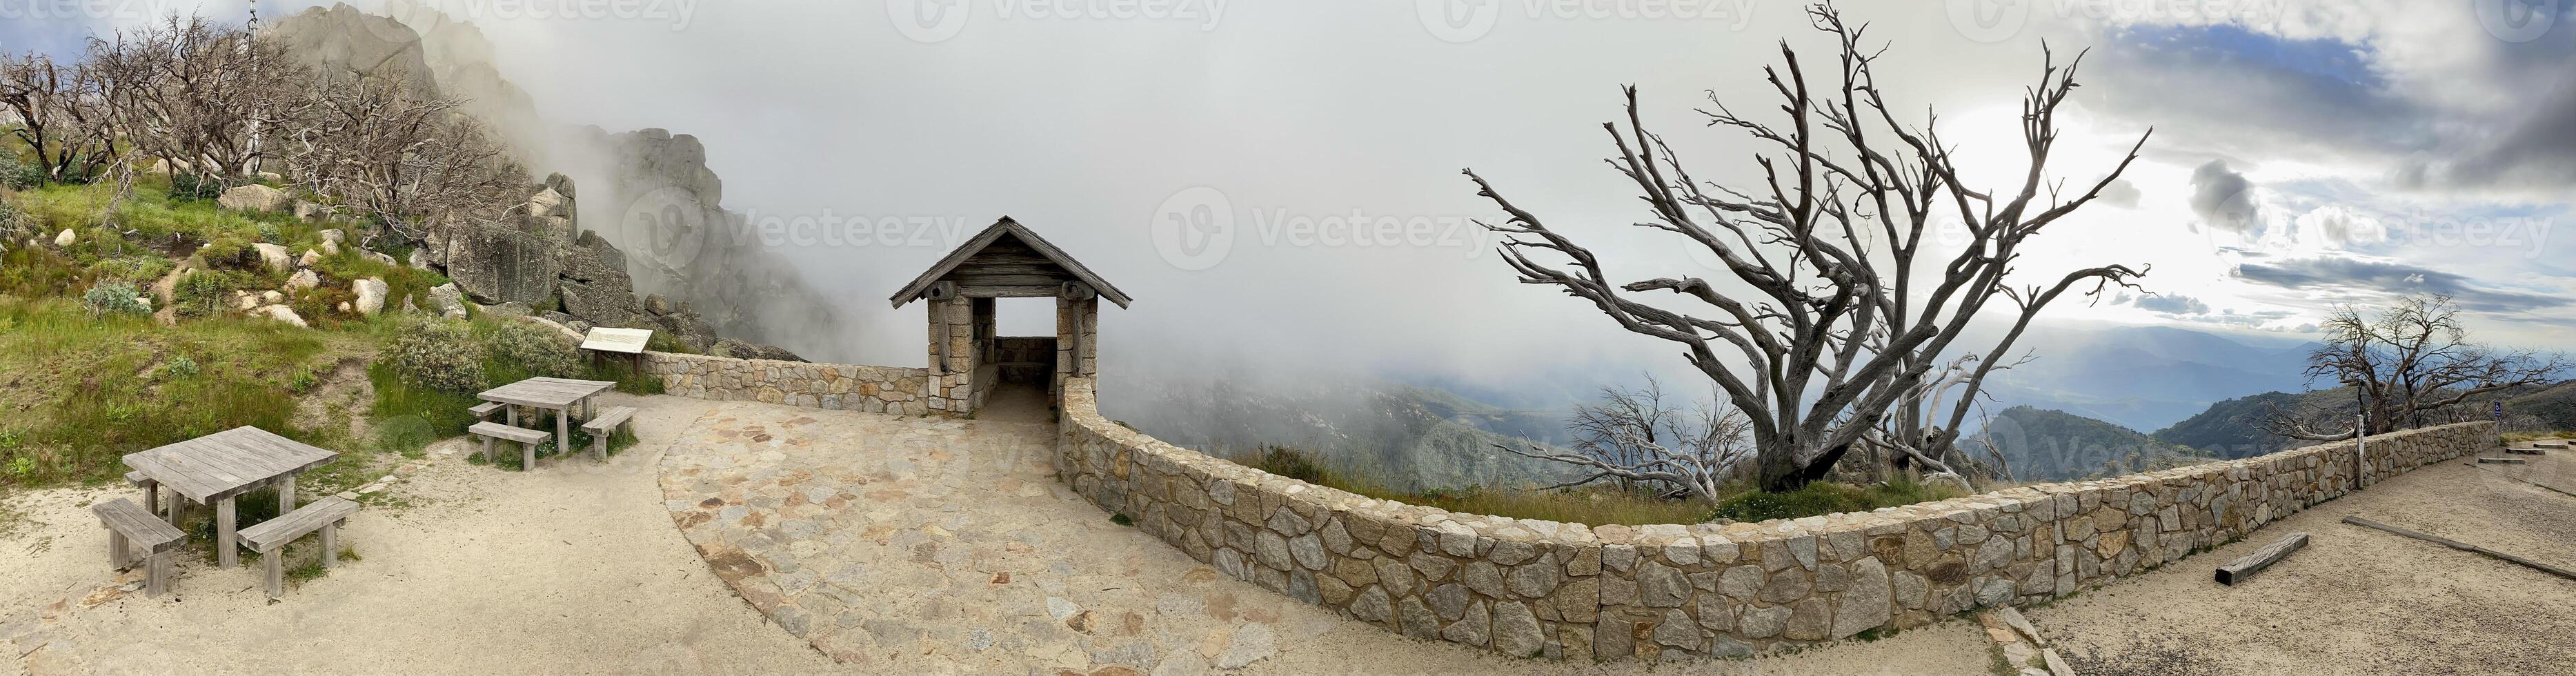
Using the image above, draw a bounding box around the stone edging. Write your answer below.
[1053,376,2495,662]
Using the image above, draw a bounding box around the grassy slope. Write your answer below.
[0,175,658,493]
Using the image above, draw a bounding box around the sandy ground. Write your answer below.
[0,392,2000,675]
[2028,451,2576,676]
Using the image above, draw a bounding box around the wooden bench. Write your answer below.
[91,497,186,597]
[580,406,637,461]
[123,470,163,517]
[470,421,551,470]
[235,497,359,599]
[469,401,505,421]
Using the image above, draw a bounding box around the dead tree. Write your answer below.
[1495,377,1754,503]
[0,52,117,183]
[279,70,525,243]
[2261,295,2566,441]
[87,14,305,179]
[1463,3,2150,491]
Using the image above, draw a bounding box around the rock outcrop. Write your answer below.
[441,219,557,306]
[218,185,294,213]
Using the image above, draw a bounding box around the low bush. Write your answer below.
[388,317,484,391]
[88,256,175,285]
[164,355,200,378]
[482,319,581,379]
[81,281,149,317]
[170,269,255,319]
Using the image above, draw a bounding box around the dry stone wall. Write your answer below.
[644,352,934,416]
[1054,377,2495,662]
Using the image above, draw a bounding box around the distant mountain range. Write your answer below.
[1966,406,2208,482]
[1981,324,2320,433]
[1102,322,2567,492]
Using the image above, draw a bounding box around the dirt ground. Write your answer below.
[0,393,2000,675]
[2028,452,2576,676]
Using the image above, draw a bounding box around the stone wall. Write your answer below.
[644,352,935,416]
[1053,377,2495,662]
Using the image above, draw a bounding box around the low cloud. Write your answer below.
[2133,293,2213,315]
[2188,159,2263,235]
[2230,257,2568,315]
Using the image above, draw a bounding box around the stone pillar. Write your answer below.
[926,294,975,415]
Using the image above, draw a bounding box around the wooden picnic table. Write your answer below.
[477,377,619,455]
[121,426,339,569]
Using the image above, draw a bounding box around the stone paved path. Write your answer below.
[655,389,1992,675]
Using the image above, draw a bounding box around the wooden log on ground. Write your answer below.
[2215,532,2310,586]
[2477,457,2528,464]
[2341,516,2576,582]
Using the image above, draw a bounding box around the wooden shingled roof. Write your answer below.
[886,217,1134,308]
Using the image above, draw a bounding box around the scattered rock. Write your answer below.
[353,278,388,316]
[319,229,346,255]
[253,243,293,272]
[286,269,320,291]
[53,229,76,247]
[713,337,805,363]
[408,248,434,270]
[361,250,397,267]
[217,184,293,212]
[258,304,308,328]
[261,290,284,304]
[299,250,322,268]
[294,201,325,221]
[428,284,468,319]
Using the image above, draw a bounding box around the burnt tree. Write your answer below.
[1465,3,2149,491]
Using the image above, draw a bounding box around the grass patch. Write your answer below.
[1231,446,1719,526]
[1710,478,1968,523]
[0,297,373,487]
[1225,445,1971,526]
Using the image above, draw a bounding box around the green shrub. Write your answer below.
[81,281,149,317]
[171,269,253,319]
[390,318,485,391]
[484,319,580,379]
[256,223,283,244]
[1710,477,1968,524]
[199,236,257,270]
[170,172,226,203]
[0,155,42,190]
[164,356,199,378]
[88,257,176,285]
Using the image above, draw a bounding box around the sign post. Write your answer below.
[580,327,654,375]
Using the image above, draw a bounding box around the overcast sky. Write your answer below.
[23,0,2575,393]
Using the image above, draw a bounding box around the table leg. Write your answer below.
[556,406,571,460]
[507,405,519,426]
[142,479,159,517]
[278,475,295,513]
[216,497,238,569]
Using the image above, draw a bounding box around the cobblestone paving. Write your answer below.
[657,395,1340,674]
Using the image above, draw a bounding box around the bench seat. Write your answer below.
[580,406,637,461]
[92,497,186,596]
[236,497,360,599]
[470,421,552,469]
[468,401,505,419]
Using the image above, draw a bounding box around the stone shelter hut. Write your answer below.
[888,217,1131,417]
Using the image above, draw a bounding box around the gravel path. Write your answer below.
[2027,451,2576,676]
